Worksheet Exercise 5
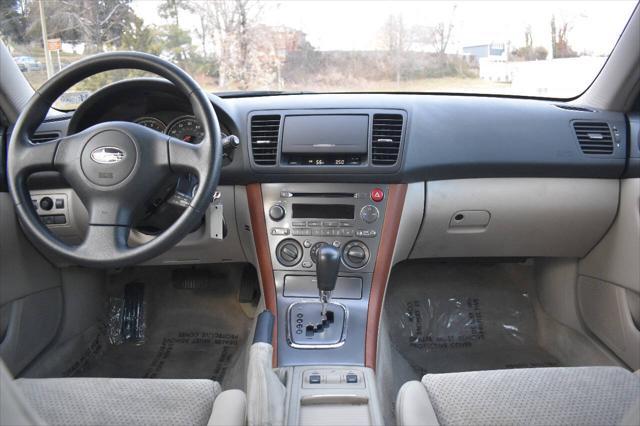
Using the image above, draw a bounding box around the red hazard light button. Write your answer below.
[371,188,384,202]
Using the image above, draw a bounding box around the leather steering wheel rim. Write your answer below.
[6,51,222,268]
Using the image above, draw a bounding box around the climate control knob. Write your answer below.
[276,239,302,267]
[342,240,370,269]
[269,204,286,221]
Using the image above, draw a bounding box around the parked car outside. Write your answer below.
[13,56,43,72]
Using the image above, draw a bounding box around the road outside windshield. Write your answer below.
[1,0,637,108]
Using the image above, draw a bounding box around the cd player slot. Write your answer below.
[289,192,356,198]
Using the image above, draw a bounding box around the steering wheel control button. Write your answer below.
[39,197,54,211]
[360,205,380,223]
[371,188,384,202]
[81,130,136,186]
[269,204,286,221]
[276,239,303,267]
[342,240,370,269]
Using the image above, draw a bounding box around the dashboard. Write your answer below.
[27,77,638,266]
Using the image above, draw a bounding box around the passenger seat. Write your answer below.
[396,367,640,426]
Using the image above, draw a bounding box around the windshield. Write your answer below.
[1,0,637,108]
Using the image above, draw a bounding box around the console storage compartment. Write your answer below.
[285,366,384,426]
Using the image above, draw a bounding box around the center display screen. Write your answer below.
[291,204,355,219]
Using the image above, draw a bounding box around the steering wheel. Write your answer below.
[6,52,222,268]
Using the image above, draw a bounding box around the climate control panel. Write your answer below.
[262,183,388,273]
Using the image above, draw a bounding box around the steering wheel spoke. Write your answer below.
[12,135,60,178]
[168,136,208,175]
[74,224,130,261]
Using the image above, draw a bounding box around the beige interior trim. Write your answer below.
[579,178,640,293]
[410,178,619,259]
[395,381,439,426]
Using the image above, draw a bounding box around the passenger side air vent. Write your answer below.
[250,115,280,165]
[31,132,61,144]
[554,104,595,113]
[573,122,614,155]
[371,113,403,165]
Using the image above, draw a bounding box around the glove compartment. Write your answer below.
[410,178,618,258]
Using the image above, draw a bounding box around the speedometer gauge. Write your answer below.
[134,116,166,132]
[166,115,205,144]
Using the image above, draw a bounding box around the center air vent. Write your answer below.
[250,115,281,165]
[573,122,614,155]
[31,132,61,144]
[371,114,403,165]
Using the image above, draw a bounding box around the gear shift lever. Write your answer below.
[316,244,341,321]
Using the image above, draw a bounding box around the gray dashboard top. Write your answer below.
[34,87,631,185]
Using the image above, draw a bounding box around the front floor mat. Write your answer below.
[384,261,559,375]
[78,266,251,382]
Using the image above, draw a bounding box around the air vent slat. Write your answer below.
[251,115,280,165]
[31,132,61,144]
[371,113,403,166]
[573,121,613,155]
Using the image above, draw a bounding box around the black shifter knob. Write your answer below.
[316,244,341,292]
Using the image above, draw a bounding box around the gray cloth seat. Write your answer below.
[0,360,246,426]
[396,366,640,426]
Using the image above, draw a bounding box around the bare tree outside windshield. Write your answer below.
[0,0,636,108]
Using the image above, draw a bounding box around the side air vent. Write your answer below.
[31,132,61,143]
[554,104,595,113]
[573,122,614,155]
[250,115,280,165]
[371,113,403,165]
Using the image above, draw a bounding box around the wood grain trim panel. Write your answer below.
[365,184,407,369]
[246,183,278,364]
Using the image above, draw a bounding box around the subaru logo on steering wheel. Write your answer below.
[90,147,126,164]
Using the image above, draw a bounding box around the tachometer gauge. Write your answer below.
[166,115,205,144]
[134,116,166,132]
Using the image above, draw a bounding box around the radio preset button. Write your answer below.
[271,227,290,236]
[360,205,379,224]
[323,221,339,227]
[292,221,306,227]
[308,221,321,227]
[339,221,353,227]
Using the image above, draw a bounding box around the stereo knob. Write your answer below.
[342,240,370,269]
[360,205,379,224]
[310,242,329,263]
[269,204,286,221]
[276,239,302,267]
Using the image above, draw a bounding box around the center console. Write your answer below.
[260,183,388,366]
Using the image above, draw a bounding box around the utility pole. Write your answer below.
[38,0,54,78]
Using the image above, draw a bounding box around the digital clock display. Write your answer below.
[286,155,362,166]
